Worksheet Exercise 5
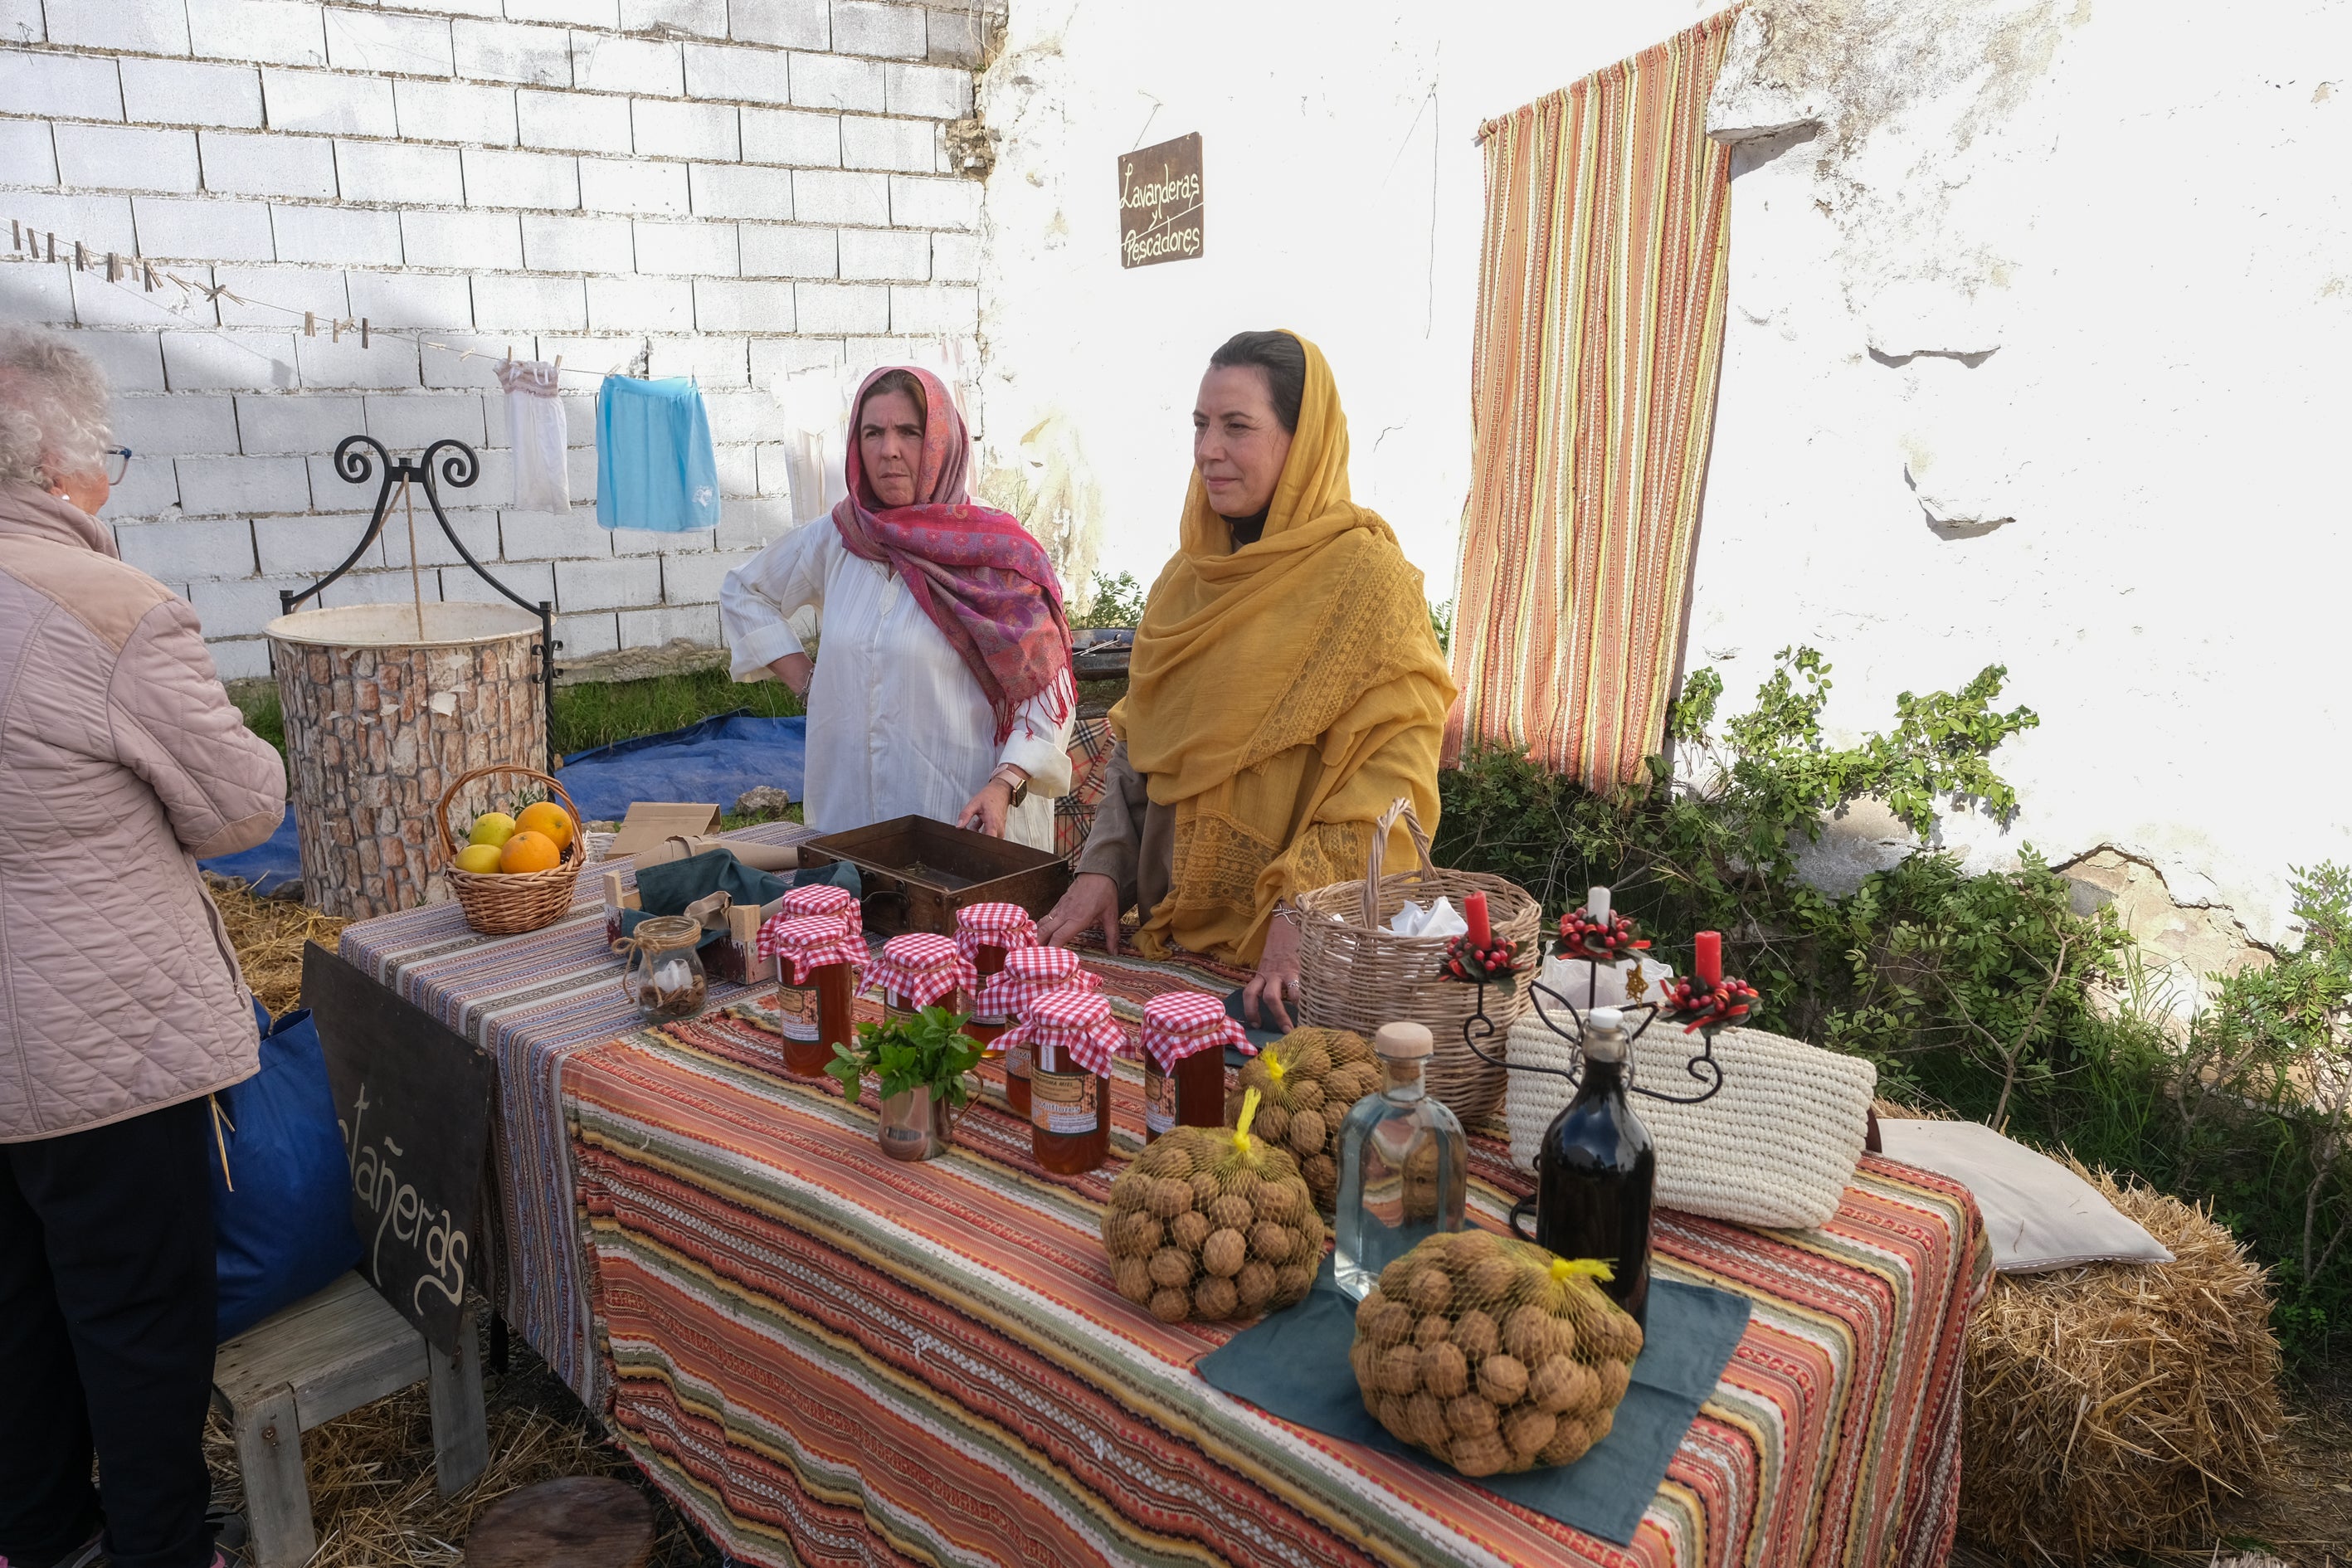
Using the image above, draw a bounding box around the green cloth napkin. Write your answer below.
[621,852,861,950]
[1195,1256,1750,1546]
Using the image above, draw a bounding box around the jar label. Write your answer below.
[1031,1067,1098,1135]
[775,982,820,1042]
[1143,1064,1173,1135]
[1005,1045,1031,1080]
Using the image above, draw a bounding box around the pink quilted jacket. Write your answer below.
[0,482,286,1142]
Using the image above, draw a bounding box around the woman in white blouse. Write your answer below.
[721,367,1075,848]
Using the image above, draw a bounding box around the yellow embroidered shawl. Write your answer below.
[1110,334,1455,964]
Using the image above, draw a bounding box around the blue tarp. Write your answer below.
[200,710,806,894]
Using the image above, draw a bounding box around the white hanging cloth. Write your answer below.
[496,358,570,515]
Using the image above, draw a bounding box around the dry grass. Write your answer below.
[209,875,350,1018]
[1957,1167,2286,1565]
[205,1329,719,1568]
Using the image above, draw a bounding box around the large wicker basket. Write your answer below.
[436,764,585,936]
[1294,799,1541,1129]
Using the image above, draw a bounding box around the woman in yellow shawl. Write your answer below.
[1037,330,1455,1027]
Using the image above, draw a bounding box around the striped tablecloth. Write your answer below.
[567,998,1989,1568]
[337,822,819,1400]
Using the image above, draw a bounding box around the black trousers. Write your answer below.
[0,1096,217,1568]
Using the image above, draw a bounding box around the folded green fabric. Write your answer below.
[633,849,787,918]
[1195,1256,1750,1546]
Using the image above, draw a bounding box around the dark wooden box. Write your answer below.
[796,815,1071,938]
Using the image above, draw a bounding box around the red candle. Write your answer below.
[1694,931,1722,986]
[1463,890,1491,948]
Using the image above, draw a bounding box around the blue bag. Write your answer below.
[212,1003,364,1342]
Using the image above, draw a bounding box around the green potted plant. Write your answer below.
[827,1006,986,1161]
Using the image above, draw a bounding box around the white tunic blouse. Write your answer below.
[719,521,1074,850]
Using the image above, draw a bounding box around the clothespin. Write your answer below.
[143,261,157,291]
[9,220,18,251]
[304,310,315,337]
[553,355,562,374]
[45,231,56,261]
[360,316,369,348]
[74,240,86,270]
[333,317,342,343]
[105,251,121,282]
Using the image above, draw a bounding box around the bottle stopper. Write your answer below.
[1372,1021,1434,1059]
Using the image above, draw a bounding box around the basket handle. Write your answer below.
[435,763,582,857]
[1358,796,1439,928]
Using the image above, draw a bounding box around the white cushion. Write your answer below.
[1873,1118,2174,1273]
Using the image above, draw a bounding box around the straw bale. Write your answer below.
[208,874,349,1017]
[1957,1166,2285,1564]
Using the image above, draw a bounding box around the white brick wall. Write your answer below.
[2,0,996,670]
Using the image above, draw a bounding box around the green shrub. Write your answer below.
[1434,651,2351,1371]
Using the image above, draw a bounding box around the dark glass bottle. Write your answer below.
[1531,1006,1655,1326]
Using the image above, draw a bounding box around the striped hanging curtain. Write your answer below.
[1444,11,1737,787]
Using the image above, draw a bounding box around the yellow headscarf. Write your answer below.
[1111,333,1455,963]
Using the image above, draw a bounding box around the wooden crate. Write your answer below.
[797,815,1070,937]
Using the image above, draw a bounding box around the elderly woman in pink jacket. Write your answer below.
[0,329,285,1568]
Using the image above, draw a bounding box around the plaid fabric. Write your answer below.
[1444,12,1737,786]
[953,901,1037,962]
[998,986,1127,1075]
[972,945,1097,1022]
[779,884,860,933]
[1054,713,1118,864]
[864,933,974,1007]
[1139,989,1247,1070]
[756,916,865,984]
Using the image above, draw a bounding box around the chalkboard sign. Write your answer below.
[302,942,495,1357]
[1118,132,1204,268]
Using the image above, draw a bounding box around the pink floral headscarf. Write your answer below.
[832,366,1074,744]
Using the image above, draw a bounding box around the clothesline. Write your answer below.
[8,218,620,386]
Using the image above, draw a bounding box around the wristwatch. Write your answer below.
[990,763,1030,807]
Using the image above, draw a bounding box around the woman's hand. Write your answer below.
[767,652,814,698]
[1038,873,1123,954]
[956,778,1015,837]
[1242,912,1303,1031]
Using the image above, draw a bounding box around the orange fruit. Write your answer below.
[499,830,562,874]
[515,801,574,851]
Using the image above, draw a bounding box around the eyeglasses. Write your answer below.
[103,446,133,483]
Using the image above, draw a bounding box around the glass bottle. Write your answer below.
[1531,1006,1655,1326]
[1333,1021,1468,1300]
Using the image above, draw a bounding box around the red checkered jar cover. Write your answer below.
[780,884,860,935]
[1139,991,1249,1072]
[972,945,1098,1022]
[866,932,976,1007]
[756,914,867,985]
[999,986,1126,1076]
[953,901,1037,962]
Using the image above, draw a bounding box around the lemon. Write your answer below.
[469,812,517,848]
[455,843,504,874]
[515,801,574,852]
[499,830,562,874]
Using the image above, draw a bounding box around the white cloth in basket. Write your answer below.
[1504,1010,1877,1230]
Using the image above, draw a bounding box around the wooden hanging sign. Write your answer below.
[1118,133,1204,269]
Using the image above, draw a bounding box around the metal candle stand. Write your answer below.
[277,436,562,772]
[1451,933,1735,1107]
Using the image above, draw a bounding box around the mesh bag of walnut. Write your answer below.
[1224,1027,1380,1211]
[1348,1230,1642,1478]
[1102,1089,1327,1323]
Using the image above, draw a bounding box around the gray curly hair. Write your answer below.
[0,327,113,489]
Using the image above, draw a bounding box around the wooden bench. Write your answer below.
[212,1272,487,1568]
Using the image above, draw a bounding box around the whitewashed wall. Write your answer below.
[0,0,991,679]
[970,0,1715,592]
[976,0,2351,953]
[1692,0,2352,947]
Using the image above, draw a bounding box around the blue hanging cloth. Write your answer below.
[597,376,721,533]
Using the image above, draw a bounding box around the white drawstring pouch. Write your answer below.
[497,358,571,514]
[1504,1007,1877,1231]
